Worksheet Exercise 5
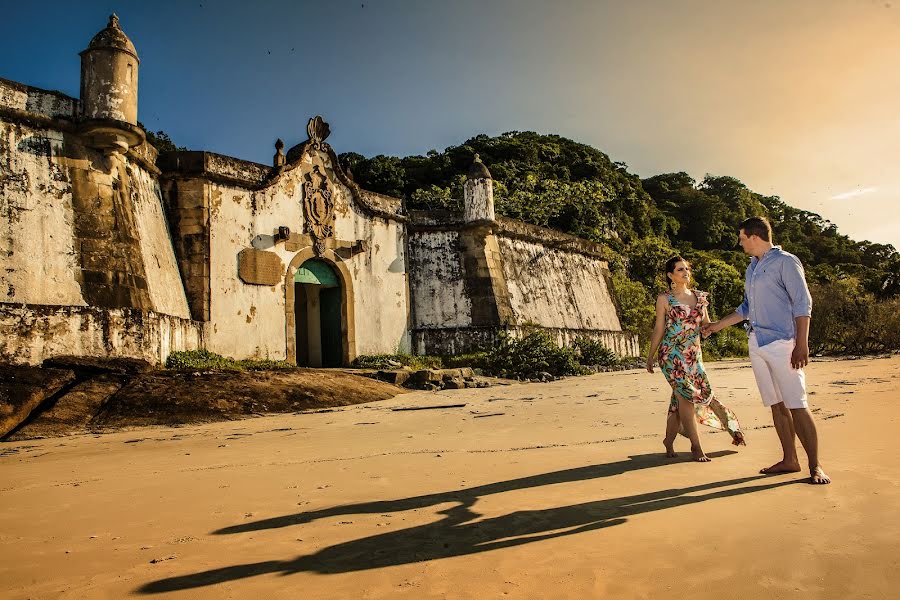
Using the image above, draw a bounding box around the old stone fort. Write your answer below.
[1,15,637,367]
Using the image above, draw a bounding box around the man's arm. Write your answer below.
[782,256,812,369]
[703,310,745,336]
[792,316,810,369]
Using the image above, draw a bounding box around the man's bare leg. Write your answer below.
[663,409,679,457]
[790,407,831,484]
[678,397,709,462]
[760,402,801,474]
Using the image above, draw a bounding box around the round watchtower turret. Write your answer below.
[78,14,143,152]
[464,154,495,222]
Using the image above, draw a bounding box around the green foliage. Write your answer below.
[572,336,620,367]
[138,122,186,153]
[808,281,900,354]
[444,352,490,370]
[350,353,443,370]
[165,349,294,371]
[702,327,749,361]
[610,272,656,346]
[485,330,585,379]
[339,130,670,245]
[688,254,744,319]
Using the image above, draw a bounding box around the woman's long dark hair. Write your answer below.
[664,256,689,289]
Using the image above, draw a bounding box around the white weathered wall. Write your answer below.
[204,150,409,360]
[127,161,191,318]
[497,236,623,331]
[407,230,472,329]
[0,304,203,366]
[0,118,85,305]
[205,172,302,360]
[0,79,77,119]
[335,201,410,355]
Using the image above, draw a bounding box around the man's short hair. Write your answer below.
[739,216,772,242]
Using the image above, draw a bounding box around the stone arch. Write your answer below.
[284,248,356,366]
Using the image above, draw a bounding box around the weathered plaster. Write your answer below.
[0,303,202,366]
[407,230,472,328]
[498,235,622,331]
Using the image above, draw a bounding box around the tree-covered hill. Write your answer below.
[340,132,900,355]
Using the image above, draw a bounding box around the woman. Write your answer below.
[646,256,745,461]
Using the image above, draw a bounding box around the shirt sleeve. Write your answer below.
[782,255,812,318]
[736,291,750,319]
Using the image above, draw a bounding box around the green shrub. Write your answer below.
[239,358,296,371]
[702,327,749,360]
[165,349,295,371]
[444,352,490,370]
[350,353,443,370]
[485,330,584,379]
[572,336,620,367]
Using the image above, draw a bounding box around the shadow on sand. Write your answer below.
[138,452,802,593]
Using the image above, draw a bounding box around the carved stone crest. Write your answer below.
[303,164,334,255]
[307,115,331,151]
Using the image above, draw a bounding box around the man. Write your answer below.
[704,216,830,484]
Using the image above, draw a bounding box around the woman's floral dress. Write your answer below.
[659,291,745,444]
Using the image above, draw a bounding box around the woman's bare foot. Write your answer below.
[810,466,831,484]
[664,439,677,458]
[759,460,802,475]
[691,446,711,462]
[732,432,747,447]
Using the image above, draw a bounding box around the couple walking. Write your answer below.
[646,216,830,485]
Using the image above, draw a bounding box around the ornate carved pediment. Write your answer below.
[303,163,335,256]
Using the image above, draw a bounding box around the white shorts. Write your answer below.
[748,333,808,409]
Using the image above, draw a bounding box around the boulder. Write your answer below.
[0,365,76,438]
[407,369,443,388]
[373,370,412,387]
[443,377,466,390]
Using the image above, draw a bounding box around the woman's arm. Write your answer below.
[646,294,668,373]
[701,295,711,327]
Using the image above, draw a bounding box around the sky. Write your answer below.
[2,0,898,249]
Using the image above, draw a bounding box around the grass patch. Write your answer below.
[350,353,443,370]
[166,349,295,371]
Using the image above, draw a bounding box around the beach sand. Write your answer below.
[2,355,898,599]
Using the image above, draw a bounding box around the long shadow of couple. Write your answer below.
[139,450,801,593]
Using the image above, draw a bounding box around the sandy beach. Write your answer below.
[2,355,898,599]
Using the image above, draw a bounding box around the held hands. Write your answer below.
[701,321,721,338]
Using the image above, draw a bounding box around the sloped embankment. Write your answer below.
[0,358,407,441]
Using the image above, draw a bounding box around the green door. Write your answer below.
[320,286,343,367]
[294,259,343,367]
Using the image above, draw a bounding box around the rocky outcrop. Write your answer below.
[0,365,76,437]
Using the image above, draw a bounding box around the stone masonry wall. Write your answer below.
[407,211,639,357]
[0,303,203,366]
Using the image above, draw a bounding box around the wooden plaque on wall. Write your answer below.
[238,248,283,286]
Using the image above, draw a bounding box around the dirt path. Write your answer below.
[2,356,898,599]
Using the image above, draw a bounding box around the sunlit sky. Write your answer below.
[2,0,898,249]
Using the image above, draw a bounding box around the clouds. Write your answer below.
[830,187,879,201]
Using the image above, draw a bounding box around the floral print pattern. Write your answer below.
[660,291,745,444]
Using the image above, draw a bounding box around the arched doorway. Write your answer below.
[284,247,356,366]
[293,258,343,367]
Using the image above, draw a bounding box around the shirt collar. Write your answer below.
[750,245,782,266]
